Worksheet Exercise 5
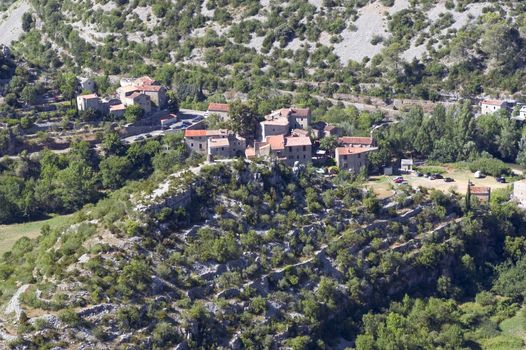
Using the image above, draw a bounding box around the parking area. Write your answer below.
[400,168,511,195]
[366,165,518,198]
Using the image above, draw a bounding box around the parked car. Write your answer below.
[444,177,454,183]
[496,177,506,183]
[433,173,444,179]
[429,175,437,180]
[416,171,423,177]
[136,136,145,141]
[394,176,405,184]
[145,134,152,138]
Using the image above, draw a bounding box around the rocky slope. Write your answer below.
[0,159,498,349]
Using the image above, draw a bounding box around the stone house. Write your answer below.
[335,147,376,174]
[480,100,507,115]
[338,136,375,148]
[109,104,126,118]
[513,180,526,208]
[123,92,152,114]
[207,103,230,121]
[469,185,491,203]
[260,117,290,140]
[283,136,312,165]
[77,93,105,113]
[184,129,229,154]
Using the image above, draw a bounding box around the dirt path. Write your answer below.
[4,284,29,319]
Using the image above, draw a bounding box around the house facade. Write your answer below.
[184,129,230,155]
[469,185,491,202]
[207,103,230,121]
[283,136,312,165]
[335,147,375,174]
[260,117,290,140]
[480,100,507,115]
[77,93,105,113]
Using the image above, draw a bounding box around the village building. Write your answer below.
[283,136,312,165]
[207,103,230,121]
[401,159,414,172]
[339,136,375,148]
[311,121,342,139]
[469,185,491,203]
[480,100,507,115]
[517,105,526,121]
[208,134,246,159]
[335,147,376,174]
[184,129,229,154]
[123,92,152,114]
[77,93,105,113]
[260,117,290,140]
[109,104,126,118]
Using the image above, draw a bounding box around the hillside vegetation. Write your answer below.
[1,159,526,348]
[6,0,526,101]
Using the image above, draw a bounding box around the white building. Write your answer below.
[480,100,507,115]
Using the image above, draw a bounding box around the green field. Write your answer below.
[0,215,71,256]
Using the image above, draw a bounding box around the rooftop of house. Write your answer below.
[136,85,164,92]
[339,136,374,145]
[471,186,491,195]
[481,100,505,106]
[245,147,256,158]
[291,128,309,137]
[324,124,338,131]
[128,92,149,100]
[184,129,228,137]
[120,85,140,93]
[266,135,285,150]
[110,104,126,111]
[135,76,158,86]
[261,117,289,126]
[208,102,230,112]
[78,93,98,100]
[285,136,312,147]
[209,138,230,148]
[278,107,311,118]
[336,146,376,155]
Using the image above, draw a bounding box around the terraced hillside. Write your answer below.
[1,160,526,348]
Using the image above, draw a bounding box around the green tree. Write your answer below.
[124,104,144,123]
[228,100,259,139]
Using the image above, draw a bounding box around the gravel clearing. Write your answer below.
[0,0,32,46]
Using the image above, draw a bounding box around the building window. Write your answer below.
[358,154,361,158]
[344,155,347,160]
[199,144,202,149]
[191,143,194,147]
[303,146,306,151]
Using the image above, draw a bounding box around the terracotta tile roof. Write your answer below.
[136,85,163,92]
[78,93,98,99]
[339,136,374,146]
[208,103,230,113]
[336,147,374,155]
[324,124,337,131]
[285,136,312,147]
[266,135,285,150]
[481,100,505,106]
[278,107,310,118]
[120,86,139,93]
[185,129,207,137]
[110,104,126,111]
[128,92,147,99]
[245,147,256,158]
[291,128,309,137]
[206,129,228,137]
[261,117,289,126]
[135,76,158,85]
[471,186,491,195]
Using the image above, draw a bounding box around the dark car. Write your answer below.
[434,173,444,179]
[444,177,454,183]
[416,171,423,177]
[496,177,506,183]
[429,175,437,180]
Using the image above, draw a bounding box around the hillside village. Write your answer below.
[4,0,526,348]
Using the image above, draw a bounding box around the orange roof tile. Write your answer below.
[185,129,207,137]
[78,93,98,99]
[266,135,285,150]
[336,147,375,155]
[208,103,229,113]
[339,136,374,146]
[471,186,491,195]
[209,138,230,148]
[136,85,163,92]
[481,100,505,106]
[285,136,312,147]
